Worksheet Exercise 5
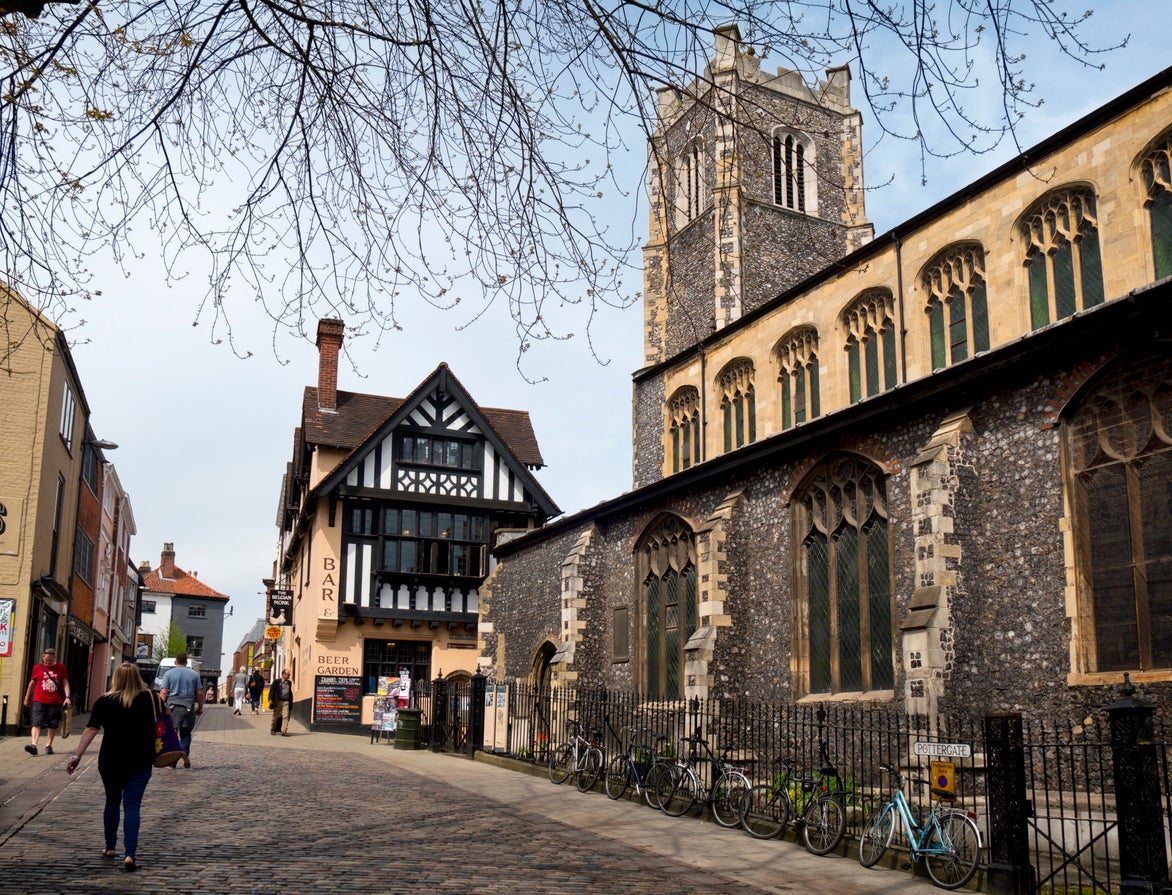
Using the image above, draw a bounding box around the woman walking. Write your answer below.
[65,662,157,872]
[231,666,249,715]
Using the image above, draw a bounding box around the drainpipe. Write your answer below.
[894,235,909,383]
[699,346,707,462]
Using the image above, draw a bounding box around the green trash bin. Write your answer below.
[395,708,422,750]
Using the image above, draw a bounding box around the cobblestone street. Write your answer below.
[0,705,939,894]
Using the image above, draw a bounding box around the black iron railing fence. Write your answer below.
[410,675,1170,895]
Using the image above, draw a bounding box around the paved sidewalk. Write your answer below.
[0,704,946,894]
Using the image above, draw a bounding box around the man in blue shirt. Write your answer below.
[158,653,203,768]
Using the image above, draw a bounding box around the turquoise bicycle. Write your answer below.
[857,763,981,890]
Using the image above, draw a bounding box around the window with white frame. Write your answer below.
[772,129,815,214]
[59,382,76,451]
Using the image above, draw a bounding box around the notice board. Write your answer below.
[313,674,362,724]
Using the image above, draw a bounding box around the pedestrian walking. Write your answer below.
[158,653,203,768]
[269,669,294,737]
[65,662,157,873]
[231,666,249,714]
[248,665,265,713]
[23,647,72,756]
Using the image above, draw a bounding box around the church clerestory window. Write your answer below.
[668,386,702,473]
[843,290,898,404]
[1021,188,1105,329]
[1140,136,1172,281]
[922,244,990,369]
[776,327,820,430]
[717,359,756,453]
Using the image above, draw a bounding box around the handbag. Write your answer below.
[151,693,185,768]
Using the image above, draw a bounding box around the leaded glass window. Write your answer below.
[777,327,821,430]
[1021,188,1105,329]
[717,359,756,453]
[638,516,698,700]
[668,386,702,473]
[772,130,814,213]
[843,290,898,404]
[923,244,990,369]
[1140,136,1172,280]
[1065,349,1172,673]
[795,456,893,695]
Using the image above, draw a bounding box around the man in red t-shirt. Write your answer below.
[23,647,72,755]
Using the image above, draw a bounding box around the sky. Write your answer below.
[55,4,1166,680]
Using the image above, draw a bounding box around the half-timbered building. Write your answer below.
[275,319,558,728]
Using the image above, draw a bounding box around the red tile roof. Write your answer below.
[143,566,229,601]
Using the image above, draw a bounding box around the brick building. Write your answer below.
[478,27,1172,722]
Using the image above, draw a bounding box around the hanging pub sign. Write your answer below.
[269,588,294,626]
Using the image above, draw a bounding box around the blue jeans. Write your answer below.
[101,765,152,857]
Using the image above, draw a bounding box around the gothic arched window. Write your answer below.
[922,243,990,369]
[637,516,698,700]
[776,327,820,430]
[1021,187,1105,329]
[717,358,756,453]
[843,290,898,403]
[1139,135,1172,280]
[1065,348,1172,673]
[668,386,702,473]
[772,129,815,214]
[794,456,893,695]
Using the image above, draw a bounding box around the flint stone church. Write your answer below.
[476,25,1172,722]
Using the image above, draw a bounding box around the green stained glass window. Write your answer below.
[948,297,968,363]
[971,282,990,354]
[809,365,820,419]
[793,366,806,425]
[1079,230,1104,308]
[782,373,793,430]
[1029,258,1050,329]
[848,342,861,404]
[867,522,893,689]
[807,531,831,693]
[1152,189,1172,280]
[836,527,862,691]
[864,336,879,397]
[929,303,946,369]
[723,401,733,453]
[1054,241,1077,319]
[883,326,897,390]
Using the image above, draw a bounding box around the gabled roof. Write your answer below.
[143,565,229,602]
[311,363,559,517]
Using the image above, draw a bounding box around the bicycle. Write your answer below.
[603,727,674,808]
[739,743,849,854]
[857,763,981,890]
[656,728,751,828]
[548,719,604,792]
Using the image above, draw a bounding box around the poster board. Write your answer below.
[313,674,362,724]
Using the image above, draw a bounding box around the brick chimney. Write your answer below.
[138,559,151,577]
[316,319,345,412]
[160,542,176,579]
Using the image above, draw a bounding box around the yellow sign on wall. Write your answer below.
[930,760,955,796]
[265,626,282,640]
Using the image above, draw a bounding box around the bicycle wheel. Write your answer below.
[858,803,896,868]
[740,783,790,840]
[802,795,846,855]
[712,771,750,828]
[924,811,980,890]
[604,753,631,800]
[659,765,699,817]
[548,743,575,784]
[644,762,668,809]
[576,747,603,792]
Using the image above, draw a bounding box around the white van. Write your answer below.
[151,657,202,691]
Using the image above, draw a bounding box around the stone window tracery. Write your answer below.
[922,243,990,369]
[668,386,702,473]
[1065,348,1172,674]
[1021,187,1105,328]
[794,455,893,696]
[1140,135,1172,280]
[776,327,820,430]
[676,138,706,226]
[637,515,698,700]
[717,358,756,452]
[842,289,898,403]
[772,129,815,214]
